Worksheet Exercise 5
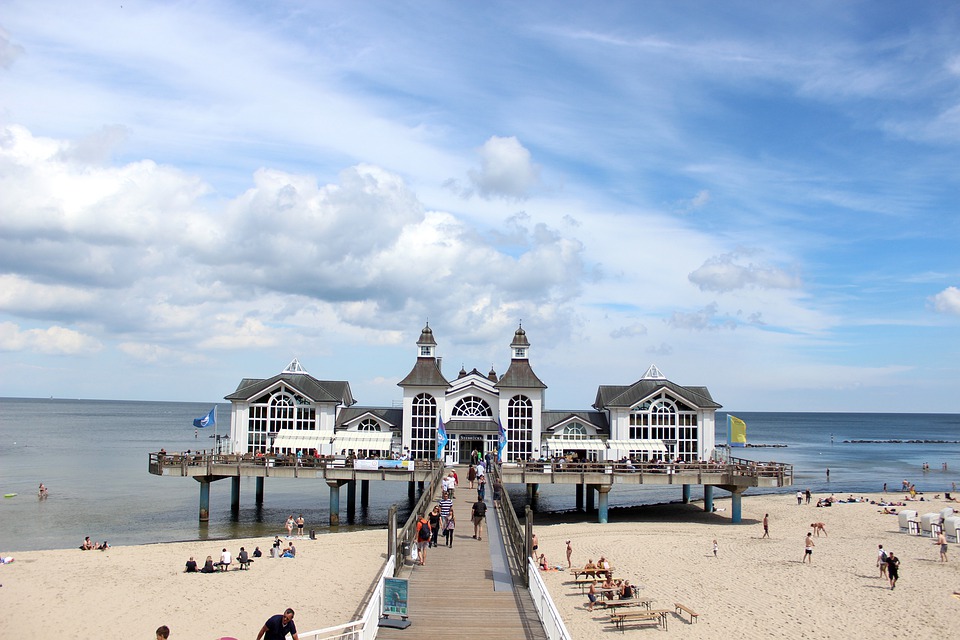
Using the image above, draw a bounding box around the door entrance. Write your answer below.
[458,436,484,464]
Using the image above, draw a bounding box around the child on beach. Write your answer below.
[713,539,718,557]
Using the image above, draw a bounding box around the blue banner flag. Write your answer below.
[436,416,449,460]
[193,406,216,429]
[497,421,507,461]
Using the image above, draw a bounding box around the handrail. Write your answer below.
[393,462,445,575]
[299,555,396,640]
[491,462,528,585]
[502,458,792,479]
[149,452,444,473]
[527,556,572,640]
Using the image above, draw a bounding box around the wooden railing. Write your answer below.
[393,462,445,576]
[149,451,443,473]
[503,457,792,481]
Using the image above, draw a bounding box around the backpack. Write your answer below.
[418,522,431,541]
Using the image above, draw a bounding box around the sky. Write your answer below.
[1,1,959,413]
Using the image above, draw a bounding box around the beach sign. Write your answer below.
[728,415,747,447]
[380,577,411,629]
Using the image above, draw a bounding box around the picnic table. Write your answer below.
[570,566,613,580]
[609,609,671,632]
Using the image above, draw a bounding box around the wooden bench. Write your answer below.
[609,609,671,632]
[674,602,699,623]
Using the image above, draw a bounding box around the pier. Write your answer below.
[148,453,792,524]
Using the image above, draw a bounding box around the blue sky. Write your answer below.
[1,1,959,412]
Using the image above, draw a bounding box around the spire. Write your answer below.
[488,366,498,382]
[641,364,666,380]
[417,322,437,358]
[282,358,308,375]
[510,324,529,360]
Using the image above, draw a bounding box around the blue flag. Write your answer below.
[497,420,507,461]
[193,406,216,429]
[436,416,448,460]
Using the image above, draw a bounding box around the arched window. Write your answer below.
[507,395,533,461]
[561,423,587,439]
[245,384,318,453]
[410,394,437,460]
[358,419,380,432]
[628,391,698,460]
[452,396,492,418]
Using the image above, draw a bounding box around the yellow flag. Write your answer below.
[728,415,747,447]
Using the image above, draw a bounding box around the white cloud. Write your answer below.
[0,321,102,355]
[610,323,647,339]
[467,136,541,200]
[930,286,960,315]
[689,251,801,293]
[0,25,24,69]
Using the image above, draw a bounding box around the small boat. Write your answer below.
[4,493,17,498]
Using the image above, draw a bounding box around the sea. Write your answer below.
[1,397,959,552]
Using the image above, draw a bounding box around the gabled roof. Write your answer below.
[397,358,450,388]
[593,379,721,410]
[495,360,547,389]
[542,410,609,434]
[225,373,355,406]
[336,406,403,429]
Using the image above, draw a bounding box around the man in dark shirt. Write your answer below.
[256,608,299,640]
[472,498,487,541]
[184,556,198,572]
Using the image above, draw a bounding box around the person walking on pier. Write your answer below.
[472,497,487,541]
[468,464,477,489]
[428,506,442,548]
[444,512,456,547]
[415,514,432,565]
[438,491,453,522]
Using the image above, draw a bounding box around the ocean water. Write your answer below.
[0,398,418,552]
[1,399,959,552]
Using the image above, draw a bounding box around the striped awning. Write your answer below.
[272,429,334,450]
[333,431,395,452]
[546,438,607,451]
[605,439,668,452]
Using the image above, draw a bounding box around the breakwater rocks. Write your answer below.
[843,439,960,444]
[718,443,788,448]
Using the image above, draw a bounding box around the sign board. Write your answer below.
[383,577,409,617]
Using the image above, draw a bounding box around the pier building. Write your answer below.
[149,323,792,524]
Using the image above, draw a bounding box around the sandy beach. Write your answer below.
[4,490,960,639]
[0,529,388,639]
[535,492,960,638]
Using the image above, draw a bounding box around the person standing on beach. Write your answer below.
[935,530,948,562]
[877,545,888,577]
[257,608,299,640]
[886,553,900,589]
[712,539,719,557]
[803,533,815,563]
[762,514,770,538]
[797,490,803,505]
[285,515,294,538]
[805,489,811,504]
[296,514,304,538]
[566,540,573,568]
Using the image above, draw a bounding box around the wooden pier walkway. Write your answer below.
[377,481,547,640]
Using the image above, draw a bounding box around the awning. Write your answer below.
[272,429,334,450]
[333,431,395,452]
[546,438,607,451]
[605,439,668,452]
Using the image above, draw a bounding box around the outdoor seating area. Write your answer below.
[567,558,700,633]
